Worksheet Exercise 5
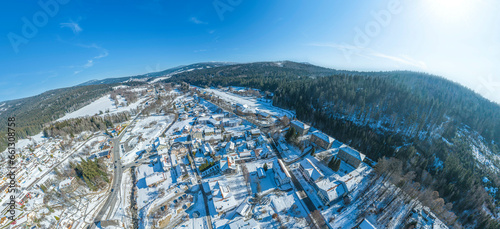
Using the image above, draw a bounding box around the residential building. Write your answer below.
[338,145,366,168]
[201,162,221,178]
[314,177,347,206]
[290,120,310,135]
[227,218,260,229]
[209,180,237,215]
[220,156,237,174]
[273,159,291,188]
[356,219,377,229]
[310,131,335,150]
[299,159,324,184]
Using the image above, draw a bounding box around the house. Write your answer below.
[255,110,271,120]
[160,155,169,170]
[299,159,324,184]
[204,128,215,136]
[145,173,166,187]
[227,218,260,229]
[356,218,377,229]
[236,202,250,216]
[249,128,261,137]
[220,156,237,174]
[239,150,254,162]
[290,120,310,135]
[257,168,266,178]
[200,143,215,156]
[273,159,291,188]
[209,181,237,215]
[225,141,236,154]
[198,116,211,124]
[223,118,242,127]
[253,148,262,158]
[314,177,347,206]
[211,114,225,121]
[201,162,221,178]
[310,131,335,150]
[338,145,366,168]
[205,134,223,143]
[191,129,203,140]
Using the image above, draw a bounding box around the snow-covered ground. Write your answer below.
[57,94,148,121]
[204,88,294,118]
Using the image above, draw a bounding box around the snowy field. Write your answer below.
[204,88,294,118]
[57,94,149,121]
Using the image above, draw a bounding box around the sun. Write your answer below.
[425,0,475,21]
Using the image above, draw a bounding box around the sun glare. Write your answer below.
[425,0,475,21]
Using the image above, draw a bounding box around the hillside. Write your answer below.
[0,84,115,151]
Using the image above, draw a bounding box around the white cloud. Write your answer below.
[190,17,207,24]
[60,22,82,34]
[71,44,109,74]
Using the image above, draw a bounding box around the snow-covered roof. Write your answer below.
[236,202,250,216]
[210,181,237,212]
[145,173,165,186]
[291,120,310,130]
[273,159,291,179]
[204,135,222,142]
[315,178,346,202]
[340,145,366,161]
[250,128,261,135]
[220,156,236,172]
[211,114,224,119]
[228,218,260,229]
[198,116,210,121]
[300,159,324,182]
[239,150,252,158]
[312,131,335,144]
[359,219,377,229]
[257,168,266,178]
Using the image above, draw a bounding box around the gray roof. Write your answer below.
[291,120,310,130]
[312,131,335,144]
[340,145,366,161]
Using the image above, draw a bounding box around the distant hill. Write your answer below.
[78,62,235,86]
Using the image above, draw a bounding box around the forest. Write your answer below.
[42,112,130,138]
[70,157,109,191]
[165,61,500,227]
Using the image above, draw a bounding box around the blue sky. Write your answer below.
[1,0,500,103]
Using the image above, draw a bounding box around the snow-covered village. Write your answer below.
[1,83,450,229]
